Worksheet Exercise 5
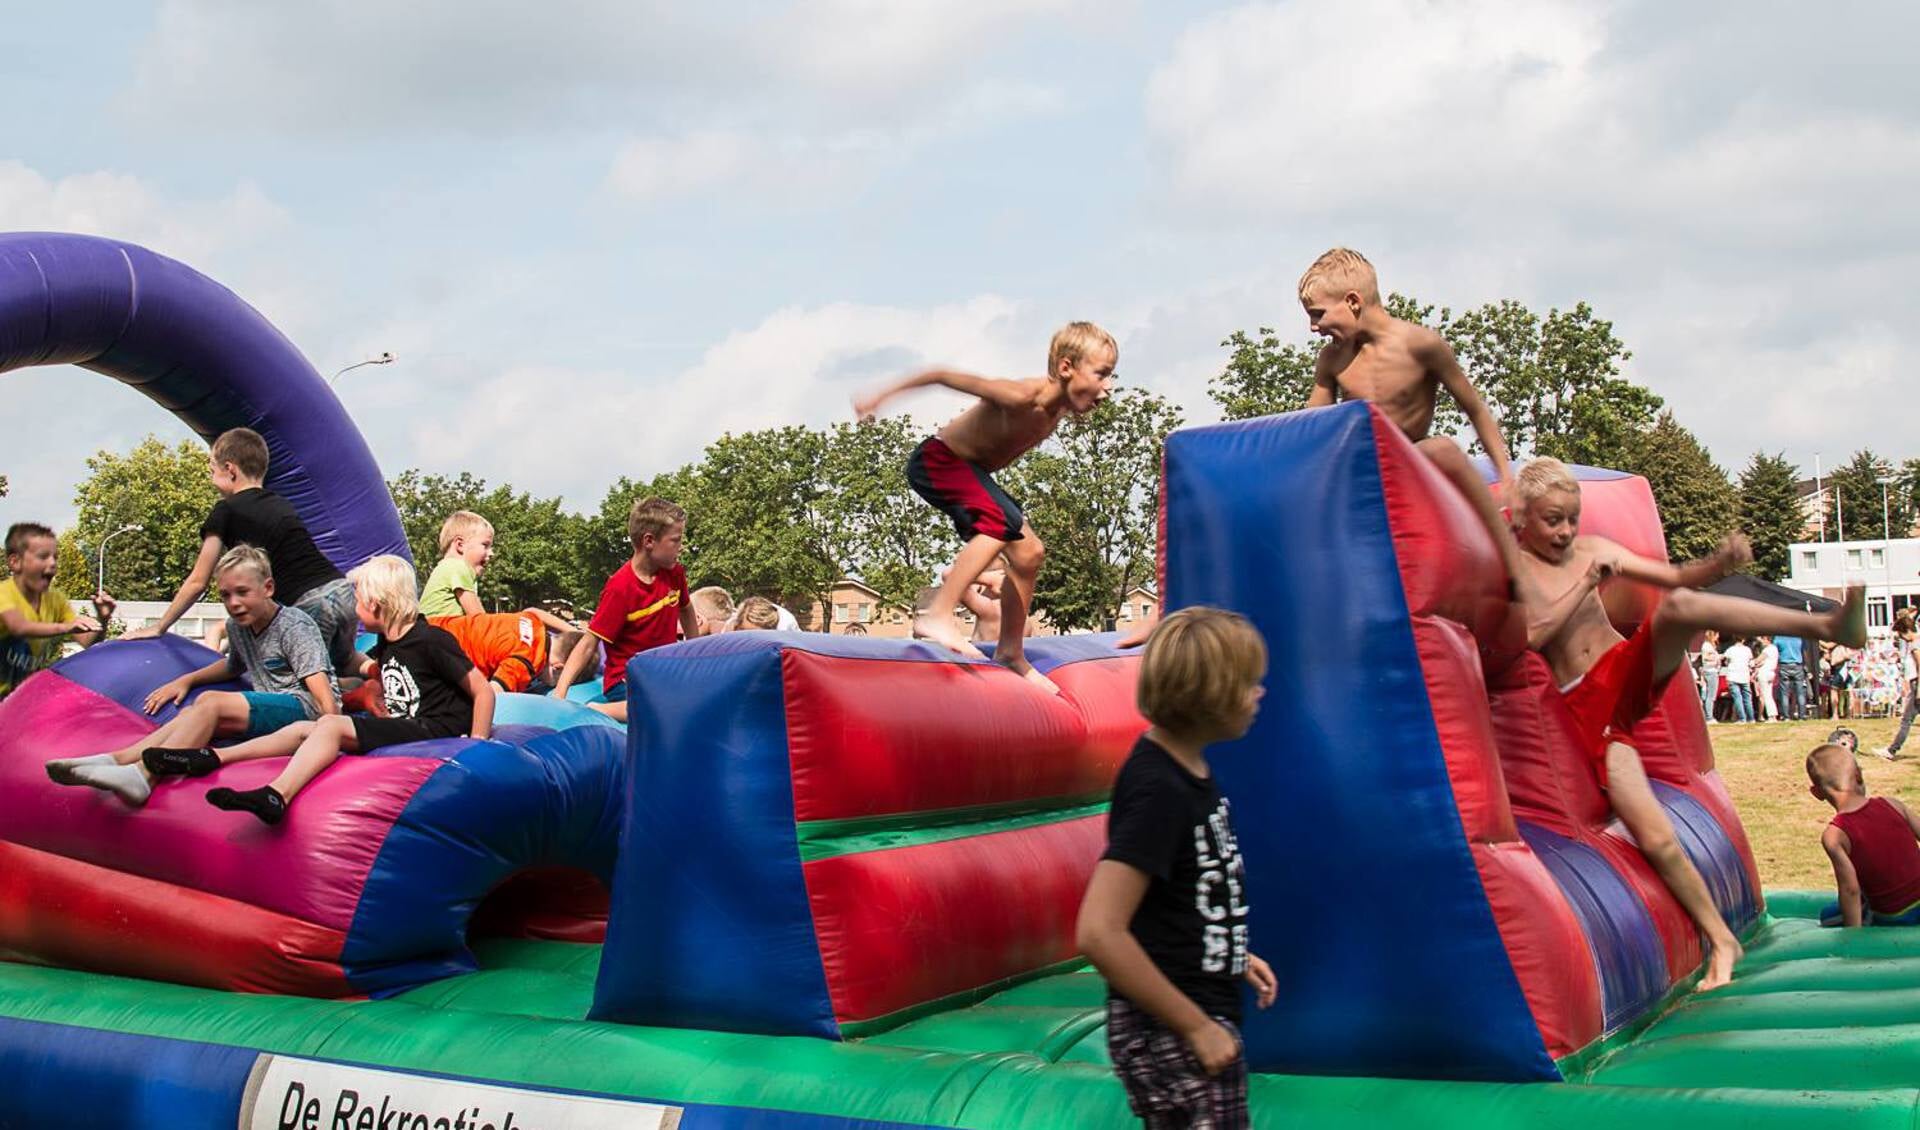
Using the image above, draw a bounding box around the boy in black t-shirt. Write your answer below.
[127,427,363,676]
[1076,607,1276,1129]
[174,555,494,826]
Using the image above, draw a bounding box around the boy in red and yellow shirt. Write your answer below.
[551,497,697,723]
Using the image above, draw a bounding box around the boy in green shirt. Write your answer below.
[419,510,494,617]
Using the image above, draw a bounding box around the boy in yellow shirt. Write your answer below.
[1,522,114,699]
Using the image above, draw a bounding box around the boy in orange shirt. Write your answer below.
[431,610,590,694]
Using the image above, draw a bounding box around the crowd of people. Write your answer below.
[1695,611,1920,758]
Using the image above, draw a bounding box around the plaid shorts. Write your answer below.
[1107,997,1249,1129]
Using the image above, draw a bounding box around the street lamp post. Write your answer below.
[1881,476,1898,624]
[330,351,395,385]
[96,523,141,596]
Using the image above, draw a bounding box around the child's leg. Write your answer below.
[1415,437,1524,590]
[1757,676,1777,720]
[914,535,1004,659]
[993,525,1056,694]
[207,715,361,825]
[1605,742,1742,990]
[208,721,317,766]
[1649,587,1866,687]
[95,692,249,766]
[588,699,628,723]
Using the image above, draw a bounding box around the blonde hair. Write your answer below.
[438,510,494,555]
[215,544,273,585]
[210,428,270,481]
[1298,247,1382,306]
[691,586,735,624]
[1137,606,1267,737]
[1047,321,1118,375]
[1513,457,1580,511]
[1806,742,1861,798]
[349,554,420,635]
[736,596,781,630]
[628,497,687,550]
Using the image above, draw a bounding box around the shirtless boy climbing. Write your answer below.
[1512,457,1866,990]
[1300,248,1524,584]
[854,322,1116,693]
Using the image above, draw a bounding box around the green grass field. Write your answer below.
[1713,714,1918,889]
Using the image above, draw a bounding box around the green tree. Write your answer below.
[1736,452,1803,581]
[819,418,956,612]
[1002,389,1184,630]
[1618,412,1737,563]
[1903,459,1920,536]
[68,437,217,600]
[386,470,590,611]
[1448,300,1650,464]
[683,427,840,618]
[1825,450,1913,544]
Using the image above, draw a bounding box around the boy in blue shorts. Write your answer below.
[45,546,338,806]
[1077,607,1278,1128]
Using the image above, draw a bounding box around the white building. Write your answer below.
[110,601,228,643]
[1785,537,1920,633]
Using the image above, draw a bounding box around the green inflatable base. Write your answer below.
[1,891,1916,1128]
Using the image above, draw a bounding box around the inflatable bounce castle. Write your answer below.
[1,233,1916,1129]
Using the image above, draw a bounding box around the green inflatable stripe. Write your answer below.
[2,891,1920,1128]
[796,796,1108,861]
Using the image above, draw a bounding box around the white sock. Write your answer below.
[71,761,152,806]
[45,753,115,785]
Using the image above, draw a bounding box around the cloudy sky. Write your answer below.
[3,0,1916,527]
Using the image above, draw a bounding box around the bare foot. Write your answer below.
[996,653,1060,695]
[1830,585,1869,649]
[913,612,987,660]
[1695,934,1743,992]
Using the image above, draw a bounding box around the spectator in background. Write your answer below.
[1723,636,1755,723]
[1825,642,1857,720]
[1697,630,1722,724]
[1777,633,1810,721]
[1882,616,1919,761]
[1755,635,1781,722]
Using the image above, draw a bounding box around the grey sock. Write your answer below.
[45,753,115,786]
[70,761,152,806]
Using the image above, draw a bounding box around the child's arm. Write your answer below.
[1524,557,1612,650]
[124,536,222,639]
[1589,532,1750,592]
[73,590,116,648]
[1821,825,1864,927]
[1421,333,1513,485]
[1304,349,1338,409]
[462,667,496,740]
[302,670,340,716]
[1076,860,1241,1075]
[524,608,578,632]
[679,601,701,641]
[141,657,236,715]
[549,632,600,699]
[854,369,1039,420]
[456,589,485,616]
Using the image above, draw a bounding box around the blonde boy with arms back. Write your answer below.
[1299,249,1525,585]
[1078,608,1277,1128]
[127,428,363,676]
[45,547,337,806]
[1512,457,1867,988]
[419,511,495,617]
[1807,743,1920,927]
[2,523,114,700]
[193,555,492,824]
[690,587,736,637]
[550,497,698,724]
[853,322,1116,692]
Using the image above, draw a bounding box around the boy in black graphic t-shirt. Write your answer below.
[1077,607,1275,1129]
[183,556,494,826]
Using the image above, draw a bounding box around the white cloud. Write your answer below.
[0,161,288,266]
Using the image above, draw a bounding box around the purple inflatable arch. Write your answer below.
[0,231,407,567]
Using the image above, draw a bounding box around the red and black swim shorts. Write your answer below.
[906,436,1026,542]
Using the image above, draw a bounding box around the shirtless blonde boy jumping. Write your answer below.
[1300,248,1524,584]
[1512,457,1866,989]
[853,322,1116,693]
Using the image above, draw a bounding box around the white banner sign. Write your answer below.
[241,1054,683,1130]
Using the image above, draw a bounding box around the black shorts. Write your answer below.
[1107,997,1248,1129]
[351,715,465,753]
[906,436,1025,542]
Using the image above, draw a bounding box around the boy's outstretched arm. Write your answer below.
[1076,860,1241,1075]
[301,671,340,717]
[524,608,578,632]
[75,590,116,647]
[125,536,222,639]
[1423,334,1513,486]
[1597,532,1750,591]
[1821,825,1864,927]
[141,657,235,714]
[462,668,495,740]
[854,369,1036,420]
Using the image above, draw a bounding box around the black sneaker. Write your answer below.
[142,747,221,778]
